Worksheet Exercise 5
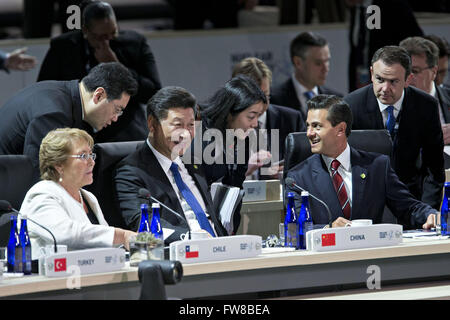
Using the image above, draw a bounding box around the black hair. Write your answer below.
[371,46,412,79]
[146,86,197,121]
[307,94,352,137]
[290,32,328,61]
[81,62,137,99]
[200,75,266,132]
[80,0,115,29]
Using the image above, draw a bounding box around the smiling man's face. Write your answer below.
[148,107,195,160]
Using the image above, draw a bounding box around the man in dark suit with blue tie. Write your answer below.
[271,32,342,120]
[344,46,445,211]
[285,94,437,229]
[114,86,228,244]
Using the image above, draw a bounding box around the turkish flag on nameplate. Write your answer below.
[54,258,67,272]
[321,233,336,247]
[185,245,199,259]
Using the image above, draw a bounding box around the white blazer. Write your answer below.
[20,180,115,259]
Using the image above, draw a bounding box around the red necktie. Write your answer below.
[331,160,351,219]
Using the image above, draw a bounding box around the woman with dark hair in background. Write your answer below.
[198,74,269,188]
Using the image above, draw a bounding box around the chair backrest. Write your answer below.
[284,129,392,174]
[0,155,34,209]
[84,141,143,229]
[0,155,34,246]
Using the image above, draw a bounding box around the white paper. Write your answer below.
[163,228,175,241]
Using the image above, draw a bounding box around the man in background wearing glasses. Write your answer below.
[400,36,450,145]
[0,62,137,183]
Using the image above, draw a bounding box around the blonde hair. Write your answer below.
[231,57,272,85]
[39,128,94,181]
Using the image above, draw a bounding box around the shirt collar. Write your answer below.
[146,138,183,175]
[377,89,405,113]
[431,82,437,98]
[291,73,319,96]
[258,110,267,129]
[321,143,351,172]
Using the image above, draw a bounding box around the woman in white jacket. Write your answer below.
[20,128,136,259]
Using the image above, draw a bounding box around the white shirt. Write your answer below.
[431,83,445,125]
[146,139,214,234]
[321,144,353,205]
[291,73,319,116]
[258,110,267,129]
[377,90,405,126]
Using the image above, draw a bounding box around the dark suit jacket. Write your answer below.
[113,142,228,244]
[37,30,162,143]
[271,78,343,119]
[0,80,92,182]
[286,148,434,229]
[437,85,450,123]
[344,84,445,209]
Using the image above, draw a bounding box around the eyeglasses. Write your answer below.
[113,105,124,117]
[411,66,433,75]
[69,153,97,161]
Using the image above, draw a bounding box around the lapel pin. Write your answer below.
[360,173,366,179]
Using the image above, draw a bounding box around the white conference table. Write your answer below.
[1,237,450,299]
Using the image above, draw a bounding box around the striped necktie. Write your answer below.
[331,159,351,219]
[386,105,396,137]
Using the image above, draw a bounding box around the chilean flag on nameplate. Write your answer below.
[185,245,199,258]
[321,233,336,247]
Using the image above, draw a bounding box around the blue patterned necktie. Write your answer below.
[304,91,315,101]
[386,105,396,137]
[169,162,215,237]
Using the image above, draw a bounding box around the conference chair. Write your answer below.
[84,141,143,229]
[0,155,34,246]
[283,129,397,223]
[138,260,183,300]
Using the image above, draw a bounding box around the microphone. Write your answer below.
[285,177,333,228]
[138,188,189,226]
[0,200,58,253]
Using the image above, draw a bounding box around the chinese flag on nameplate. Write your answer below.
[321,233,336,247]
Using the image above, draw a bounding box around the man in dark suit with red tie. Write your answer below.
[271,32,342,120]
[344,46,445,211]
[285,94,437,229]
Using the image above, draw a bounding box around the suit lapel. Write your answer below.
[437,86,450,123]
[286,79,304,117]
[366,85,385,129]
[265,106,278,151]
[186,164,227,236]
[350,148,367,220]
[139,145,181,211]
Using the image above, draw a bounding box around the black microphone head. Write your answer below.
[285,177,296,187]
[138,188,151,199]
[0,200,12,213]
